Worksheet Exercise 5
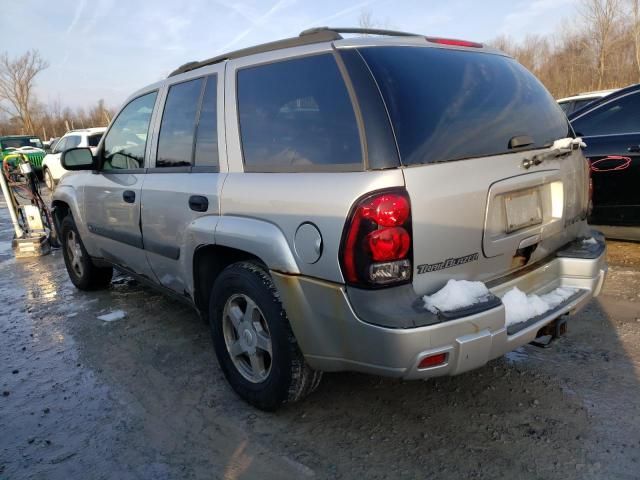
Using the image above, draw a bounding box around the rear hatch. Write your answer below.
[357,45,589,295]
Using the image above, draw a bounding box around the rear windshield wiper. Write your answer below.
[521,137,586,169]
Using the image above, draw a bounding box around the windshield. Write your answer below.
[1,137,43,150]
[358,47,571,165]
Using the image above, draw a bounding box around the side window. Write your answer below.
[66,135,81,149]
[53,137,67,153]
[572,93,640,136]
[237,53,362,172]
[103,91,157,171]
[88,133,103,147]
[193,75,219,169]
[156,78,204,168]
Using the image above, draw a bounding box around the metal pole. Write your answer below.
[0,165,24,238]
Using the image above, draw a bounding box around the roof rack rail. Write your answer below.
[299,27,421,38]
[168,29,341,77]
[168,26,424,78]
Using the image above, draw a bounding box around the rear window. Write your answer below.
[358,47,570,165]
[237,53,362,172]
[1,137,42,149]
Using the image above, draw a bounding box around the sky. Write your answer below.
[3,0,580,111]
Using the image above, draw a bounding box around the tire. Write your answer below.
[44,168,55,191]
[60,215,113,290]
[209,261,322,410]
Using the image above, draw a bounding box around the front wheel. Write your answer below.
[60,215,113,290]
[209,262,322,410]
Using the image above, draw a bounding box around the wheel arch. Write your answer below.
[186,215,300,317]
[192,244,264,317]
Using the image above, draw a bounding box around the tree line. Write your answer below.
[492,0,638,98]
[0,50,115,140]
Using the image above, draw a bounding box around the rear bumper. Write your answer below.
[273,236,607,379]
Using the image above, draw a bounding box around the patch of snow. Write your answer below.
[582,237,598,245]
[502,286,578,327]
[97,310,127,322]
[423,279,491,314]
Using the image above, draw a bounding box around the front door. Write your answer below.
[83,91,159,279]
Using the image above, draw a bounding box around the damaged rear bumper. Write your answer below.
[272,235,607,379]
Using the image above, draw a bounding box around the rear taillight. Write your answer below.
[426,37,483,48]
[340,189,412,287]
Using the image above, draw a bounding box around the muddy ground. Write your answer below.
[1,206,639,479]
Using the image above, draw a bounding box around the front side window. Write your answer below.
[193,75,219,169]
[572,92,640,136]
[237,53,362,172]
[156,78,204,168]
[103,91,157,170]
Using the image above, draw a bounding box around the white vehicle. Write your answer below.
[557,89,617,115]
[42,128,106,190]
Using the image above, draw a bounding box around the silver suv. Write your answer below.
[52,28,607,410]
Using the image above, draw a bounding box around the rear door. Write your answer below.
[570,90,640,226]
[141,68,226,294]
[83,91,158,278]
[357,45,587,295]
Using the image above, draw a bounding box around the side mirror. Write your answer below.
[61,147,96,171]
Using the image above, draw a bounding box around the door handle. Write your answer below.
[188,195,209,212]
[123,190,136,203]
[627,145,640,153]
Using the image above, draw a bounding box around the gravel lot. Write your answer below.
[1,203,639,479]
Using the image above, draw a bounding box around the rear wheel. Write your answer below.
[209,261,322,410]
[44,168,55,191]
[60,215,113,290]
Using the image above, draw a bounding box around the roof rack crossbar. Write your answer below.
[299,27,421,38]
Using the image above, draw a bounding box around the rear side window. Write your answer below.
[558,102,572,114]
[359,47,570,165]
[571,98,597,113]
[572,92,640,136]
[237,53,362,172]
[157,78,204,168]
[88,133,103,147]
[193,75,219,169]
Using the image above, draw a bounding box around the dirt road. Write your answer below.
[1,208,639,479]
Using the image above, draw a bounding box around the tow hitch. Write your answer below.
[530,317,568,348]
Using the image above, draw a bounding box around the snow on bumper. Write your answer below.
[271,236,607,379]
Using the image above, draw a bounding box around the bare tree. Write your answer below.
[0,50,49,135]
[581,0,621,89]
[630,0,640,80]
[358,9,375,30]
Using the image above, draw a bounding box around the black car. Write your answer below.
[568,84,640,240]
